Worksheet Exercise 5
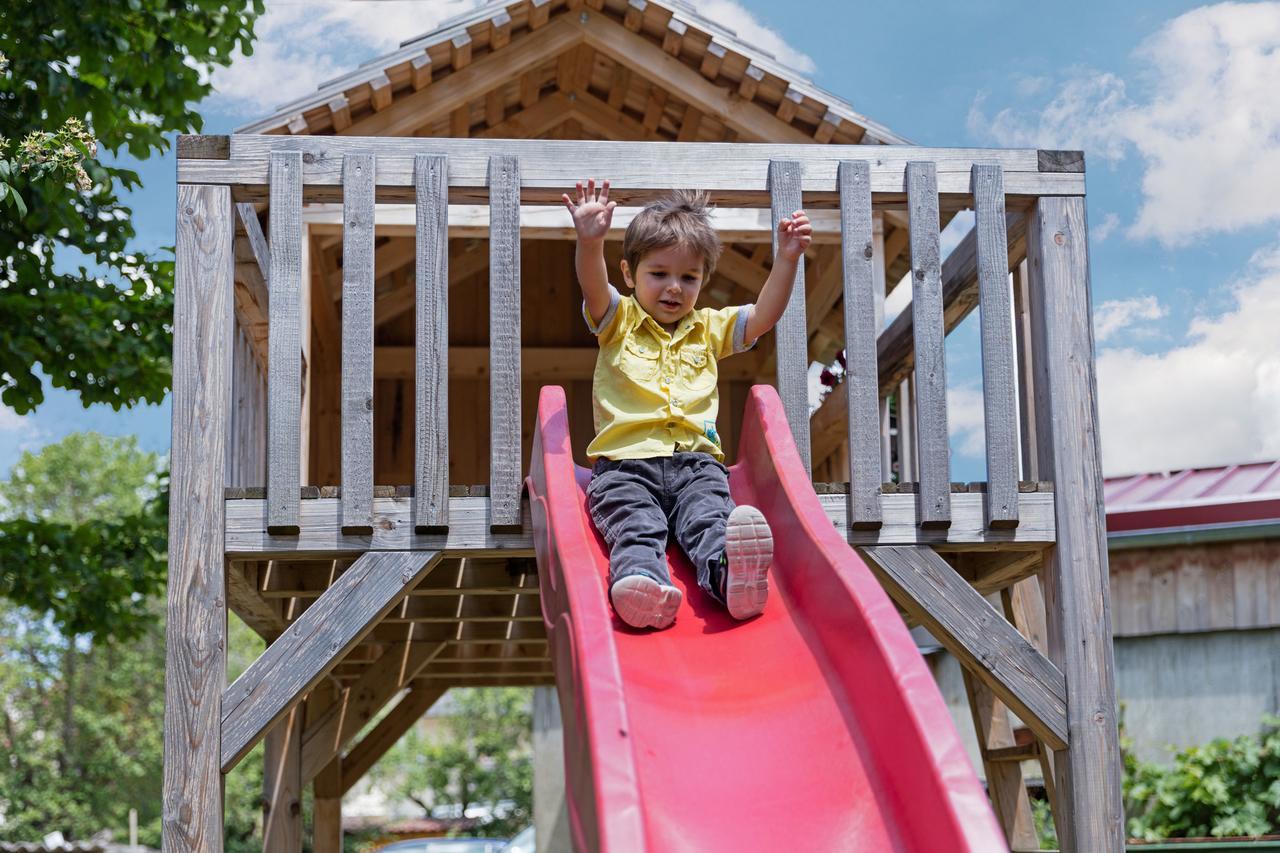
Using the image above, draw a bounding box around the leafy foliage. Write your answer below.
[0,0,262,415]
[1124,717,1280,839]
[371,688,535,839]
[0,432,168,640]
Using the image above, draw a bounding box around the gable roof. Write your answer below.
[236,0,911,145]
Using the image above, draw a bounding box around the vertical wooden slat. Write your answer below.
[838,161,880,528]
[905,161,951,526]
[488,154,522,530]
[872,213,893,482]
[341,154,375,534]
[1013,258,1039,481]
[1026,194,1124,852]
[164,183,233,851]
[415,154,450,532]
[311,681,343,853]
[768,160,811,472]
[267,151,303,535]
[961,669,1039,850]
[897,377,915,482]
[262,706,303,853]
[972,164,1020,528]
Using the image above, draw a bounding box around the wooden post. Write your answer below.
[163,183,233,852]
[768,160,811,471]
[312,681,343,853]
[340,154,375,535]
[263,705,304,852]
[1025,192,1124,851]
[488,154,522,530]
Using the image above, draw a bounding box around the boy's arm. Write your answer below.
[743,210,812,345]
[562,178,617,326]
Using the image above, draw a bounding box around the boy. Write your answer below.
[562,178,812,630]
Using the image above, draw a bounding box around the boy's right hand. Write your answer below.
[562,178,617,243]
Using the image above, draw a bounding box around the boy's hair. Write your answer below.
[623,189,722,280]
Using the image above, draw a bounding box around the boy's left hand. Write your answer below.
[777,210,812,262]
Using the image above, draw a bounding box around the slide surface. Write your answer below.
[526,385,1006,852]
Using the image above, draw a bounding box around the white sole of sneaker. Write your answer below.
[610,575,683,629]
[724,505,773,620]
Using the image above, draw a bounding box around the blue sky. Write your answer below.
[5,0,1279,483]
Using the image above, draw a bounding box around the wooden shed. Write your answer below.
[162,1,1122,851]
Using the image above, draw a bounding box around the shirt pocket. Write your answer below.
[678,344,715,394]
[620,336,660,383]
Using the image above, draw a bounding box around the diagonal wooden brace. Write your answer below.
[339,685,447,795]
[220,550,442,771]
[299,638,447,783]
[860,544,1068,750]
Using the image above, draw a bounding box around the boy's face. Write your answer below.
[620,243,706,331]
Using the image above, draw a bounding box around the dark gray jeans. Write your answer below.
[586,453,735,604]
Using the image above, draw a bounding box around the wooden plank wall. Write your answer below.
[1109,539,1280,636]
[367,237,755,486]
[228,321,267,488]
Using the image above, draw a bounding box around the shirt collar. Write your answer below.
[626,295,704,343]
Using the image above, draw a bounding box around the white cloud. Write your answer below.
[1093,295,1166,343]
[1092,211,1120,242]
[968,2,1280,246]
[694,1,817,76]
[207,0,479,113]
[947,385,986,459]
[1095,237,1280,475]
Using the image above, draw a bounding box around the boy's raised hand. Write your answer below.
[777,209,812,262]
[562,178,617,243]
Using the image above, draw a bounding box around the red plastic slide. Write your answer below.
[526,385,1006,852]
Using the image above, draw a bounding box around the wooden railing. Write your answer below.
[177,134,1087,540]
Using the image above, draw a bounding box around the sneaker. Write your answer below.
[610,575,683,629]
[724,505,773,620]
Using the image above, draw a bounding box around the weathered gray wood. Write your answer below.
[488,155,522,530]
[971,164,1020,528]
[225,494,536,558]
[164,184,234,852]
[1026,195,1124,851]
[177,134,230,159]
[300,640,447,782]
[183,137,1087,202]
[905,162,951,526]
[838,161,880,525]
[220,551,442,771]
[310,681,343,853]
[415,154,450,532]
[1013,259,1039,480]
[961,668,1039,849]
[262,706,303,853]
[768,160,811,471]
[341,154,375,535]
[267,151,303,535]
[339,686,446,795]
[1038,149,1086,173]
[897,378,914,482]
[860,545,1068,750]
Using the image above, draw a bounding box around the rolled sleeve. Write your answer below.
[583,284,622,335]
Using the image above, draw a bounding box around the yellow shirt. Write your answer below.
[583,284,755,462]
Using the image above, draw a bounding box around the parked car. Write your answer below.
[500,826,534,853]
[375,838,508,853]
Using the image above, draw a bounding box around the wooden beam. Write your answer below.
[163,183,233,852]
[233,203,270,372]
[262,706,303,853]
[190,140,1082,205]
[345,18,581,138]
[339,686,446,795]
[300,639,448,782]
[962,669,1039,849]
[1026,195,1124,850]
[227,560,287,641]
[220,551,443,771]
[311,682,342,853]
[580,13,817,144]
[860,545,1068,750]
[479,91,575,139]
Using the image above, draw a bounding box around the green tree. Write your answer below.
[370,688,535,839]
[0,432,168,640]
[0,0,263,416]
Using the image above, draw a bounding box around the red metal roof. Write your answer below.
[1104,459,1280,534]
